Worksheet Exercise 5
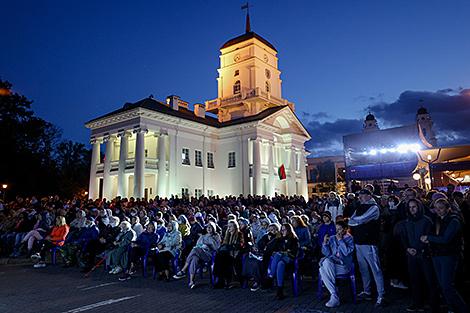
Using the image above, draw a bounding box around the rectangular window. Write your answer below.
[145,149,148,158]
[195,150,202,167]
[195,189,203,198]
[207,189,214,197]
[228,152,236,168]
[234,70,239,76]
[295,153,300,171]
[207,152,214,168]
[181,188,189,197]
[182,148,190,165]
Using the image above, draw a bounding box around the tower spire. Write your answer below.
[241,2,252,33]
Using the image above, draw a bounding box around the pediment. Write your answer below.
[260,107,311,139]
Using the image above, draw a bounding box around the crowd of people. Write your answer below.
[0,184,469,312]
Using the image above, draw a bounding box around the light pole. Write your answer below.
[2,184,7,202]
[417,148,441,190]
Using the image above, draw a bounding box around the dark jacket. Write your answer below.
[273,236,299,260]
[428,213,463,256]
[401,206,433,256]
[349,200,381,245]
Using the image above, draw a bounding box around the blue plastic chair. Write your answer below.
[152,250,180,280]
[268,250,304,297]
[187,250,216,286]
[317,261,356,303]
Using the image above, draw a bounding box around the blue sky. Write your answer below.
[2,0,470,156]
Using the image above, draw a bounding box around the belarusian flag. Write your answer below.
[278,164,286,180]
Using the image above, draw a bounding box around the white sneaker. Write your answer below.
[109,267,116,274]
[390,280,408,289]
[325,294,340,308]
[34,262,46,268]
[30,253,41,261]
[113,266,122,274]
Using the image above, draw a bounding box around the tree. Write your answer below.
[0,79,90,198]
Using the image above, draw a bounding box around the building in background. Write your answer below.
[342,107,437,191]
[306,156,346,197]
[85,18,310,200]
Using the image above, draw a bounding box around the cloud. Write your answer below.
[369,88,470,146]
[304,87,470,157]
[305,118,363,156]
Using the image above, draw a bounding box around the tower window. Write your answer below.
[195,150,202,167]
[266,81,270,93]
[228,152,236,168]
[182,148,190,165]
[233,80,241,94]
[234,70,239,76]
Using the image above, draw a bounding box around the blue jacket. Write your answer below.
[321,234,355,270]
[136,232,159,250]
[295,226,312,248]
[317,223,336,246]
[77,226,99,245]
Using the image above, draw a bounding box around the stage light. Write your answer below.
[424,178,431,184]
[412,173,421,181]
[369,149,377,156]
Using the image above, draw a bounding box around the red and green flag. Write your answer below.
[278,164,286,180]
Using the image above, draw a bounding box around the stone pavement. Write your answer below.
[0,259,421,313]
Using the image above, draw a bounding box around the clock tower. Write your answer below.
[205,14,294,122]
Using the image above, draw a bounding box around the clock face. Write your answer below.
[265,69,271,79]
[263,54,268,63]
[234,54,241,62]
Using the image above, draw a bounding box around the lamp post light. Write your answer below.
[2,184,7,202]
[417,148,441,190]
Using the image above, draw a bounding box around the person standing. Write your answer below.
[348,189,386,307]
[421,198,468,313]
[402,199,440,312]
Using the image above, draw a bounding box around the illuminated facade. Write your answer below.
[85,24,311,200]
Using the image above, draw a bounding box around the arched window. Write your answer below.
[233,80,241,94]
[265,81,270,93]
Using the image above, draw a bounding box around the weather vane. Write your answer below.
[241,2,253,33]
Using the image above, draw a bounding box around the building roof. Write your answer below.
[220,31,277,52]
[365,113,376,121]
[85,97,287,129]
[417,106,428,115]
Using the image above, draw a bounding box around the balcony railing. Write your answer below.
[205,87,294,111]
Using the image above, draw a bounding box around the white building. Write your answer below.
[85,21,311,200]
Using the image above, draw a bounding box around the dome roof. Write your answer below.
[365,113,376,121]
[417,106,428,115]
[220,31,277,52]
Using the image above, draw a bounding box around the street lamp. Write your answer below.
[417,149,441,190]
[2,184,7,202]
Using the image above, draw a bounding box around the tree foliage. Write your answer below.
[0,79,90,198]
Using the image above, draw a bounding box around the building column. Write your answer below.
[88,138,101,200]
[288,146,297,195]
[267,141,274,197]
[252,138,262,195]
[300,151,308,199]
[168,130,177,196]
[103,135,116,200]
[133,128,146,199]
[157,132,168,197]
[117,131,130,198]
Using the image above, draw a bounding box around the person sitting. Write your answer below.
[269,223,299,300]
[242,222,280,291]
[119,222,159,280]
[107,221,136,275]
[130,216,144,237]
[318,220,354,308]
[317,212,336,248]
[21,212,52,257]
[325,192,343,222]
[152,221,182,281]
[61,217,99,268]
[31,216,70,268]
[213,220,244,289]
[173,222,221,288]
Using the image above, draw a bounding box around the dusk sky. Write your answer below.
[2,0,470,156]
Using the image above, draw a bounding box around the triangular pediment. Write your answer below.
[260,106,311,139]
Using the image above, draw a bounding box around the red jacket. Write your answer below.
[49,225,70,246]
